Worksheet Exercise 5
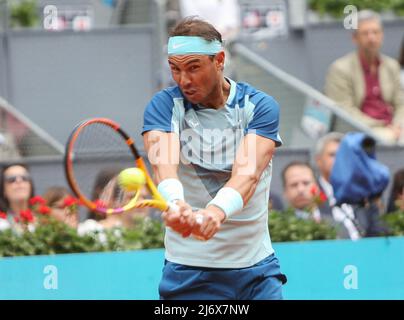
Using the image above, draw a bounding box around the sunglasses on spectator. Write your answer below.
[4,174,31,184]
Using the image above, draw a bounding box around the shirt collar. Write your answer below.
[358,52,380,72]
[225,77,237,107]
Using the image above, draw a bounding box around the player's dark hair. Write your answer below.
[169,16,223,44]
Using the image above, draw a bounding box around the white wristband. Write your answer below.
[157,178,184,203]
[207,187,243,219]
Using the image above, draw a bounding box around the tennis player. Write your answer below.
[142,17,286,300]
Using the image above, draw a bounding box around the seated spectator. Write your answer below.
[387,168,404,213]
[0,163,35,232]
[282,161,328,223]
[89,167,122,221]
[324,10,404,144]
[282,160,362,239]
[42,186,78,228]
[314,132,361,240]
[43,185,109,241]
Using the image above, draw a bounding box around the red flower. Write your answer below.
[305,184,328,215]
[38,205,51,215]
[62,195,80,215]
[319,191,327,203]
[63,196,79,208]
[0,212,7,219]
[311,185,328,207]
[29,196,46,206]
[19,209,34,223]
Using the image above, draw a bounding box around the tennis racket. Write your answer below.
[64,118,203,230]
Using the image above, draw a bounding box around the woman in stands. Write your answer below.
[0,163,35,232]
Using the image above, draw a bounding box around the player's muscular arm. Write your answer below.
[143,131,180,183]
[225,134,276,204]
[143,130,196,236]
[197,134,276,240]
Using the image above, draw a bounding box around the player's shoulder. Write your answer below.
[234,81,279,109]
[152,86,184,102]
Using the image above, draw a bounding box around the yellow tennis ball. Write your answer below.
[118,168,146,192]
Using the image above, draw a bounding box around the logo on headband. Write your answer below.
[168,36,222,56]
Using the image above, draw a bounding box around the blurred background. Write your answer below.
[0,0,403,210]
[1,0,404,300]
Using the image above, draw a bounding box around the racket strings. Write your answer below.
[69,122,141,213]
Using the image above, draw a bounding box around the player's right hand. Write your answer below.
[162,200,195,238]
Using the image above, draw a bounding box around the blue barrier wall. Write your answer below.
[1,236,404,300]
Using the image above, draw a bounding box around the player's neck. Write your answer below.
[201,77,231,109]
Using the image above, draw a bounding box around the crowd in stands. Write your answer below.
[325,10,404,145]
[1,7,404,245]
[0,164,152,237]
[1,131,403,242]
[281,132,400,240]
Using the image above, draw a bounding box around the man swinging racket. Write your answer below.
[142,17,287,300]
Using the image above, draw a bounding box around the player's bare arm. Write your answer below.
[196,134,276,240]
[143,130,195,236]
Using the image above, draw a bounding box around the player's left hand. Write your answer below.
[162,200,194,237]
[193,205,225,240]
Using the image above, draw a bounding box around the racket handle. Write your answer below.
[167,202,204,225]
[167,201,180,213]
[192,213,206,241]
[166,202,206,241]
[194,213,204,225]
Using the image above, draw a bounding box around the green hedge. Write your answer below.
[268,209,337,242]
[0,216,164,257]
[1,210,403,257]
[382,210,404,236]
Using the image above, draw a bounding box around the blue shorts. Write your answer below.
[159,254,287,300]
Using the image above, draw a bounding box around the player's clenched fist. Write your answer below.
[162,200,195,237]
[192,205,226,241]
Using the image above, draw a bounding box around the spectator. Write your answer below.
[387,168,404,213]
[0,163,35,232]
[89,167,122,221]
[314,132,361,240]
[325,10,404,144]
[399,35,404,89]
[282,161,328,223]
[43,186,78,228]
